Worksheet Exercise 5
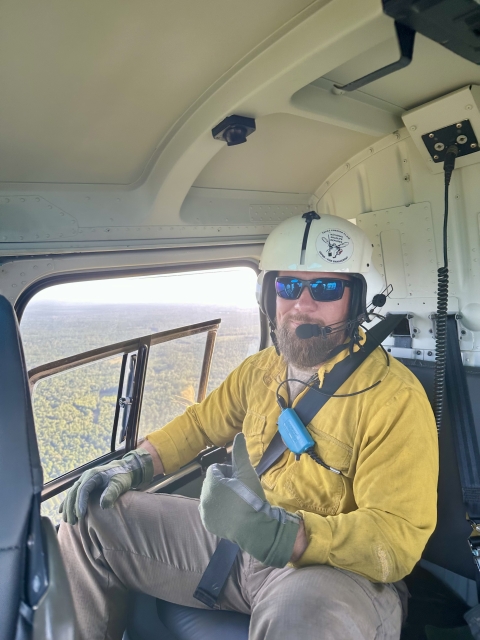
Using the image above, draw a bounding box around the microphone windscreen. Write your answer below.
[296,324,320,339]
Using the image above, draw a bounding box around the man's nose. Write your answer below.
[294,286,318,311]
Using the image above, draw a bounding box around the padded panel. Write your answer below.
[0,295,42,640]
[157,600,250,640]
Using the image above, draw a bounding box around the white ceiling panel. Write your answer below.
[194,113,375,193]
[324,33,480,111]
[0,0,316,185]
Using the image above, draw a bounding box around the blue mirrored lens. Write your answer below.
[310,279,342,301]
[275,278,303,299]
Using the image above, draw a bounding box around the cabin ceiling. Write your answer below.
[0,0,316,185]
[194,113,375,194]
[2,0,480,262]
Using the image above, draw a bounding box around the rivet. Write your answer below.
[429,133,434,138]
[456,123,462,129]
[471,143,477,149]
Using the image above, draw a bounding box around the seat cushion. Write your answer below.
[156,600,250,640]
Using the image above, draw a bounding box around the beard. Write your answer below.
[275,314,347,368]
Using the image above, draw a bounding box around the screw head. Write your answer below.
[434,142,445,151]
[434,155,439,160]
[416,351,421,355]
[429,132,434,138]
[471,143,478,149]
[461,329,467,335]
[410,125,417,131]
[456,123,463,128]
[428,351,433,356]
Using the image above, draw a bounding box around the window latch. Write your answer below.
[119,396,133,409]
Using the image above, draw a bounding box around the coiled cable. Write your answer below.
[433,146,458,432]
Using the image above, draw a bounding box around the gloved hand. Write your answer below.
[199,433,301,568]
[60,448,154,525]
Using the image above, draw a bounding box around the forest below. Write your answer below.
[21,301,260,522]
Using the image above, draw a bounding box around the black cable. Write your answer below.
[433,145,458,432]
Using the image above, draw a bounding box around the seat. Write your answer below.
[0,295,76,640]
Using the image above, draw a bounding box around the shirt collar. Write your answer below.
[264,328,367,391]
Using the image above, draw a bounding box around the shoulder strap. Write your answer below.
[255,314,406,477]
[446,316,480,521]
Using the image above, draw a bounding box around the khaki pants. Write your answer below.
[58,491,403,640]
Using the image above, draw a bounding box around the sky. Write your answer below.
[31,267,259,308]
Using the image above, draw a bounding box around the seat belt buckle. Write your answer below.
[193,586,220,609]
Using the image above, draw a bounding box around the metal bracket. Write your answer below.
[429,313,462,340]
[334,22,415,93]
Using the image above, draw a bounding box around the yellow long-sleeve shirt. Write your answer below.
[146,341,438,583]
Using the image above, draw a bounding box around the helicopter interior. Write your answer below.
[4,0,480,638]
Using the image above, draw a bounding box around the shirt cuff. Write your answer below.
[145,429,182,475]
[290,510,333,568]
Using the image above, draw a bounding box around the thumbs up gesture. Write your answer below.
[199,433,301,568]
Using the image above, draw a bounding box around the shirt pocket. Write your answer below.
[242,410,266,467]
[280,429,352,516]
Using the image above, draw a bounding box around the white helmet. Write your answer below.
[256,212,385,331]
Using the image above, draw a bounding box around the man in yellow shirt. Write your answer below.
[59,213,438,640]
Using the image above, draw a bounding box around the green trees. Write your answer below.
[21,302,260,524]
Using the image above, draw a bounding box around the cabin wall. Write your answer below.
[313,128,480,365]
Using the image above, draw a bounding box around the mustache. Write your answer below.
[284,315,325,327]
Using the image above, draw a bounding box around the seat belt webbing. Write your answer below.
[445,314,480,586]
[194,314,404,608]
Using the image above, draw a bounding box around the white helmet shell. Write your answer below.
[260,213,372,274]
[257,212,385,324]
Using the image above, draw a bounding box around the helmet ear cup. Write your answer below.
[261,271,278,326]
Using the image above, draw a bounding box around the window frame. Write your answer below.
[18,258,268,501]
[15,258,268,351]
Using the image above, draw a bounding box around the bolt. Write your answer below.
[457,123,463,128]
[428,351,433,356]
[416,351,421,355]
[387,348,392,353]
[461,330,467,335]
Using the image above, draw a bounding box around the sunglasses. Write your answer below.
[275,277,352,302]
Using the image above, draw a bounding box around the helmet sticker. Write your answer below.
[316,229,353,264]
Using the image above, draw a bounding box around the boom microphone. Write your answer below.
[296,324,321,339]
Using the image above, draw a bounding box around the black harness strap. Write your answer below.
[445,316,480,583]
[193,314,405,608]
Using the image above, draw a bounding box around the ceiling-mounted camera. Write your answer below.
[212,115,256,146]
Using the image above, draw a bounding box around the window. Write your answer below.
[21,267,260,523]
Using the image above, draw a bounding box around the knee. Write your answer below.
[251,566,400,639]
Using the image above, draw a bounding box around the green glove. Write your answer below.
[199,433,301,568]
[59,449,154,525]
